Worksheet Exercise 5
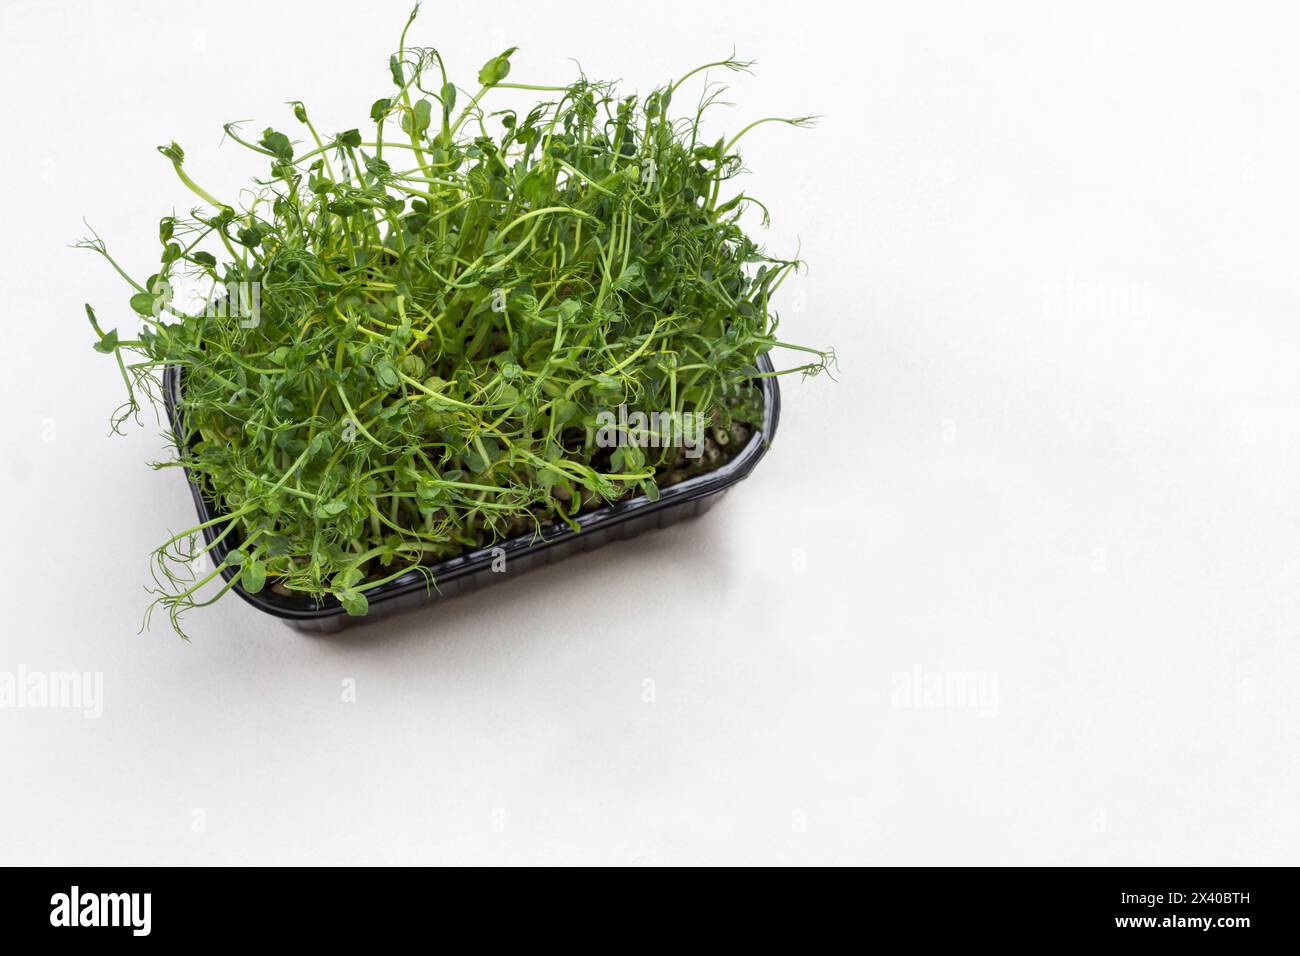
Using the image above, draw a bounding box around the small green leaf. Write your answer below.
[554,399,580,426]
[158,141,185,165]
[259,128,294,161]
[477,47,518,86]
[338,589,369,616]
[399,353,425,378]
[92,328,119,354]
[308,431,333,459]
[413,98,433,135]
[333,566,364,589]
[376,358,400,389]
[129,292,156,316]
[242,559,266,593]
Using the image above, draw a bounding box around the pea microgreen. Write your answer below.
[80,5,835,638]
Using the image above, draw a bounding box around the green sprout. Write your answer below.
[80,5,835,638]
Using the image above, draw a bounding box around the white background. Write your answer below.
[1,0,1297,865]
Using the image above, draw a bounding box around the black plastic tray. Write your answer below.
[162,354,780,632]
